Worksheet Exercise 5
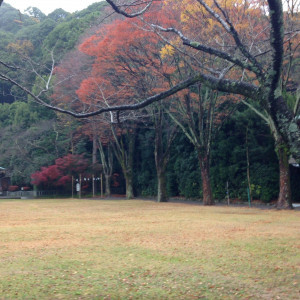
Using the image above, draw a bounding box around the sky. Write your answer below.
[5,0,102,15]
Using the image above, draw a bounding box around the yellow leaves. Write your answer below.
[180,3,201,23]
[160,35,182,59]
[7,40,34,56]
[160,44,175,59]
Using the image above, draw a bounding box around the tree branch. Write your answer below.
[151,25,262,76]
[0,68,259,119]
[106,0,153,18]
[267,0,284,96]
[0,60,21,70]
[197,0,264,77]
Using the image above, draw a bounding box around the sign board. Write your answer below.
[76,183,80,192]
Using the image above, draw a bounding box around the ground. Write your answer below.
[0,198,299,299]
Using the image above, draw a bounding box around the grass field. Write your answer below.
[0,199,299,299]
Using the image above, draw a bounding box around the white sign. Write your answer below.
[76,183,80,192]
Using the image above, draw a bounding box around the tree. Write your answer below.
[97,129,114,197]
[169,84,239,204]
[110,122,136,199]
[236,1,299,208]
[77,17,178,201]
[152,103,177,202]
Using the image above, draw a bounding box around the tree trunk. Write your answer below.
[105,174,111,197]
[92,134,97,165]
[125,131,135,199]
[157,169,168,202]
[276,141,293,209]
[199,153,214,205]
[98,139,113,198]
[124,172,134,199]
[154,112,170,203]
[111,126,135,200]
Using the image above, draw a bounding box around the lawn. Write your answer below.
[0,199,299,299]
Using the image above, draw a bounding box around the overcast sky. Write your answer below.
[5,0,102,15]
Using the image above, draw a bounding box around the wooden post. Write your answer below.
[100,173,103,198]
[92,174,95,197]
[79,173,82,199]
[226,181,230,205]
[72,176,74,198]
[246,126,252,205]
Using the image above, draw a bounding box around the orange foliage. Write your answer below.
[77,13,176,108]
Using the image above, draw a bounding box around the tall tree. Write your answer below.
[77,17,177,201]
[152,102,177,202]
[238,0,299,208]
[169,85,238,205]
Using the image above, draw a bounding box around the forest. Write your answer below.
[0,1,299,208]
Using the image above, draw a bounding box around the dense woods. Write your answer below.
[0,1,299,208]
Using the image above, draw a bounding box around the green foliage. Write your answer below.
[290,166,300,202]
[0,3,35,34]
[0,100,70,186]
[126,105,287,203]
[47,9,70,22]
[0,30,13,50]
[211,106,279,202]
[283,89,297,112]
[15,18,56,56]
[167,134,201,199]
[43,2,107,56]
[0,100,55,128]
[133,129,157,196]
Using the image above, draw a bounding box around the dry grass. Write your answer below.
[0,199,299,299]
